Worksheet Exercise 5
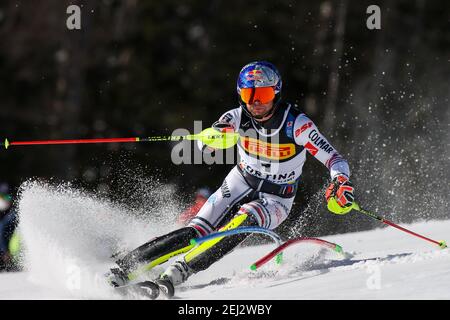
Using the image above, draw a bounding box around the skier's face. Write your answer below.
[246,100,274,121]
[240,86,276,121]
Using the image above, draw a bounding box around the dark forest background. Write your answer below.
[0,0,449,238]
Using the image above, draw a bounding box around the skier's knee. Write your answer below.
[187,220,214,237]
[237,201,269,228]
[184,213,255,273]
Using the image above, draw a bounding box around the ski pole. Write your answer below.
[1,128,240,150]
[352,202,447,249]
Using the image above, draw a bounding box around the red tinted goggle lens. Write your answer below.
[240,87,275,104]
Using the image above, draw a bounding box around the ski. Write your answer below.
[114,281,160,299]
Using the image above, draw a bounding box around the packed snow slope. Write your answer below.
[1,182,449,300]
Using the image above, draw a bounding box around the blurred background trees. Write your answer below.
[0,0,448,237]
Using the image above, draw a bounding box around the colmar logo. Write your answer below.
[241,137,295,160]
[220,180,231,198]
[308,129,334,153]
[295,122,312,137]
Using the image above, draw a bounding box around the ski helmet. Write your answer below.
[237,61,282,118]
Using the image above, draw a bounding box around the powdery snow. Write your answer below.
[1,181,448,300]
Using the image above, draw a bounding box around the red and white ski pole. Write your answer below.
[1,128,240,151]
[352,202,447,249]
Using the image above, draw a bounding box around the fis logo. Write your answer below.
[295,122,312,137]
[241,137,295,160]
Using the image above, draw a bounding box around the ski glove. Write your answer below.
[198,122,235,153]
[212,121,235,133]
[325,175,354,214]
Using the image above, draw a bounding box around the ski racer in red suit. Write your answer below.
[107,61,355,298]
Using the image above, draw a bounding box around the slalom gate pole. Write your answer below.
[250,237,343,270]
[191,228,345,270]
[1,128,240,150]
[352,202,447,249]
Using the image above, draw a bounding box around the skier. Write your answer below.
[107,61,355,298]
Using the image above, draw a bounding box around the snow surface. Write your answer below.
[1,181,449,300]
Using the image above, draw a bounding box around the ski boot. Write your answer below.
[130,260,192,299]
[154,260,193,299]
[106,266,176,299]
[129,281,161,300]
[105,267,129,288]
[154,278,175,298]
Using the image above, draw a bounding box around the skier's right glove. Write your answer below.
[198,121,235,153]
[212,121,235,133]
[325,175,354,215]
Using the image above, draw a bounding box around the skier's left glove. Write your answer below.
[325,175,354,214]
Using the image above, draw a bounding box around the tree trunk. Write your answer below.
[323,0,348,129]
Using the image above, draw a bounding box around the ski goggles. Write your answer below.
[240,87,275,104]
